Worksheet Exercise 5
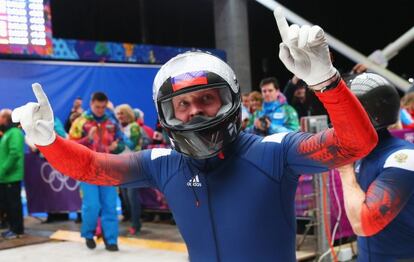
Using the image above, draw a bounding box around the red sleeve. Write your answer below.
[297,79,378,168]
[360,168,414,236]
[37,136,140,186]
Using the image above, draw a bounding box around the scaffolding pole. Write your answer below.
[369,26,414,66]
[255,0,412,91]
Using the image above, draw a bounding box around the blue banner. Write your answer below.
[0,60,160,129]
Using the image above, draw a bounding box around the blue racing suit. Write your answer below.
[38,80,378,261]
[355,130,414,262]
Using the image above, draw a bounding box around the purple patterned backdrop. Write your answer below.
[24,153,81,213]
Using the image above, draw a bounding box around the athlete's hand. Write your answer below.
[274,7,338,89]
[12,83,56,146]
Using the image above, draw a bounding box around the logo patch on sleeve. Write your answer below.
[383,149,414,171]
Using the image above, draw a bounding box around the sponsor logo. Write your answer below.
[354,163,360,173]
[227,122,236,137]
[186,175,202,187]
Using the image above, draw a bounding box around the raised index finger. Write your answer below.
[32,83,50,107]
[274,6,289,43]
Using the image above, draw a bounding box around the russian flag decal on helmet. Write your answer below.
[171,71,208,92]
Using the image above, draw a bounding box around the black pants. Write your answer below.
[0,182,24,234]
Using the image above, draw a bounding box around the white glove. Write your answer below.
[12,83,56,146]
[274,7,338,88]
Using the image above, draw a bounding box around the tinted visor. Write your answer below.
[160,85,233,128]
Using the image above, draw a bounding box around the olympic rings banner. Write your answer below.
[24,152,81,213]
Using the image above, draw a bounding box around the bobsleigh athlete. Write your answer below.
[12,8,377,262]
[338,73,414,262]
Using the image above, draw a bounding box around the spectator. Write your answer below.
[249,91,263,111]
[134,108,154,148]
[243,91,262,131]
[149,121,170,148]
[108,102,131,223]
[115,104,143,236]
[106,100,118,124]
[400,108,414,129]
[400,92,414,129]
[64,97,83,132]
[54,117,68,138]
[0,109,24,239]
[283,76,328,118]
[254,77,300,135]
[69,92,124,251]
[241,93,250,124]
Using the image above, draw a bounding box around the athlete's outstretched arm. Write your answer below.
[274,7,377,169]
[12,83,150,186]
[338,159,414,236]
[295,79,376,169]
[37,136,144,185]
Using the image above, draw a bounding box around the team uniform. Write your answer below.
[12,18,379,260]
[355,131,414,262]
[341,72,414,262]
[38,80,377,261]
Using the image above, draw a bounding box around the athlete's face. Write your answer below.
[172,89,222,123]
[90,100,107,118]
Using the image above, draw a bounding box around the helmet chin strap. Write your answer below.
[186,115,215,125]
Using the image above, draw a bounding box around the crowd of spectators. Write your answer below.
[0,90,170,249]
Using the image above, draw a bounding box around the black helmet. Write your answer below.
[346,72,400,130]
[153,51,241,159]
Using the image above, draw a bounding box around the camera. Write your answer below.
[259,116,269,130]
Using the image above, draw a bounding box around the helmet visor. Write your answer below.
[160,85,233,128]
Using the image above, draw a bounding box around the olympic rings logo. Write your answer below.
[40,163,80,192]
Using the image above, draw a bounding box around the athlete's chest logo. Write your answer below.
[187,175,202,187]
